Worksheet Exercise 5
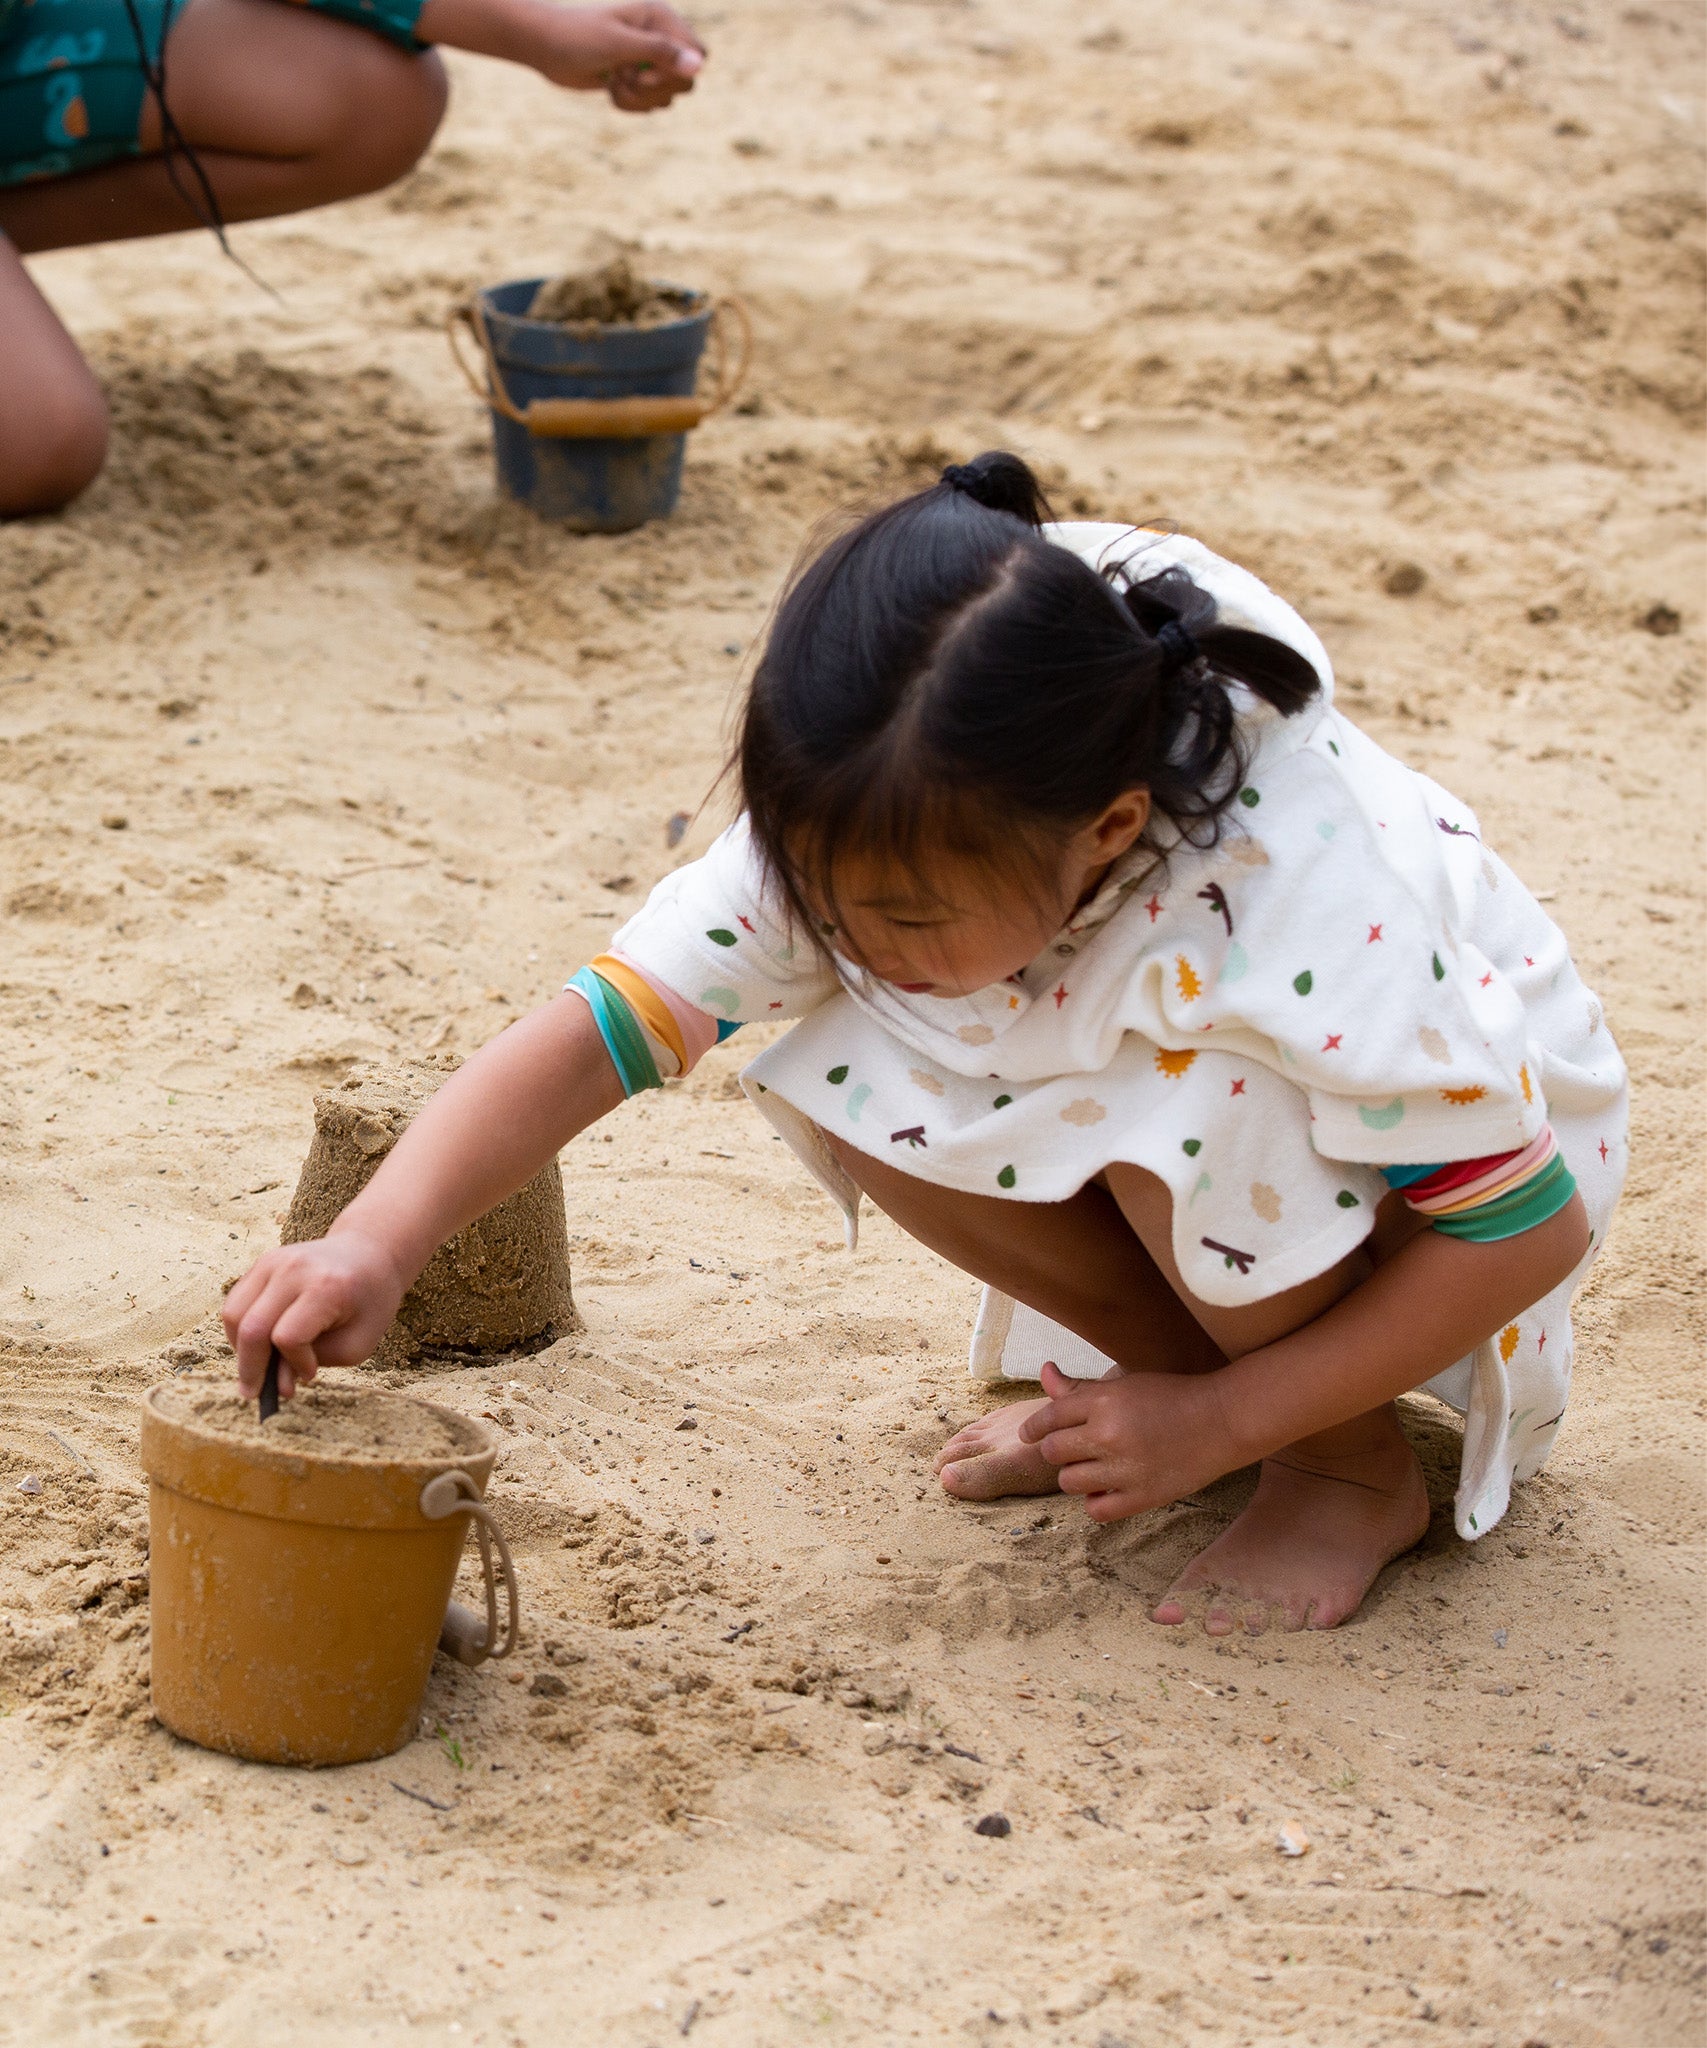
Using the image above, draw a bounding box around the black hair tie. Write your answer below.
[1155,619,1199,672]
[941,463,979,494]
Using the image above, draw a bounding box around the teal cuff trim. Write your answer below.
[715,1018,744,1043]
[302,0,432,50]
[1378,1160,1441,1191]
[1428,1154,1577,1243]
[566,967,661,1098]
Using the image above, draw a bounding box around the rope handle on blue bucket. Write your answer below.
[448,294,751,440]
[420,1469,521,1667]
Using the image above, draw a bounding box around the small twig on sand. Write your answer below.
[327,858,430,885]
[390,1781,455,1812]
[47,1430,97,1478]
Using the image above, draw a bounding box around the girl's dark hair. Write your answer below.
[737,449,1320,934]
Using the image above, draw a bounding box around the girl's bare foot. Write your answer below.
[1151,1404,1429,1634]
[933,1398,1062,1500]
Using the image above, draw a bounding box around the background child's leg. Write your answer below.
[0,242,108,515]
[0,0,448,255]
[0,0,445,510]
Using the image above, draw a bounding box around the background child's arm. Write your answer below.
[1021,1195,1590,1516]
[414,0,703,107]
[223,997,624,1399]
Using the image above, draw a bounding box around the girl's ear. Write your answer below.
[1077,788,1151,865]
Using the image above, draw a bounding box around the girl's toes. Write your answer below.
[1204,1604,1236,1637]
[938,1454,1008,1500]
[931,1429,987,1474]
[1150,1597,1188,1627]
[939,1452,1018,1500]
[938,1442,1059,1501]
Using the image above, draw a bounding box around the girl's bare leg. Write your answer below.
[1102,1162,1430,1634]
[826,1133,1431,1631]
[820,1135,1222,1500]
[0,0,447,513]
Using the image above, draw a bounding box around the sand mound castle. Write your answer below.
[282,1055,575,1368]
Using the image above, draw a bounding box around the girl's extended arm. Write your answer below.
[1021,1196,1591,1516]
[414,0,704,107]
[223,997,624,1399]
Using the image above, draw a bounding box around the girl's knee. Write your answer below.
[2,379,108,517]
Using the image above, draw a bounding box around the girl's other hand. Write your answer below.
[221,1233,409,1402]
[535,3,704,107]
[1018,1360,1232,1521]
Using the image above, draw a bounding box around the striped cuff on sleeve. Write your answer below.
[564,966,663,1098]
[1380,1127,1578,1244]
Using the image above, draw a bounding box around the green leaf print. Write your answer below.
[1293,970,1313,996]
[993,1094,1012,1109]
[1432,952,1445,981]
[827,1065,849,1085]
[996,1165,1017,1190]
[1336,1190,1360,1208]
[707,928,739,948]
[1182,1138,1202,1156]
[1239,786,1261,808]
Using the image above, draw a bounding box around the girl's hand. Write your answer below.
[1018,1361,1236,1521]
[222,1232,409,1402]
[221,994,626,1404]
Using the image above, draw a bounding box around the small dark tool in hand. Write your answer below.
[259,1347,281,1424]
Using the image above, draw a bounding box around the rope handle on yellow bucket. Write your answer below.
[420,1469,520,1667]
[447,294,751,440]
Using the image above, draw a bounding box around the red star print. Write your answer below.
[738,915,756,933]
[1052,983,1069,1009]
[1367,924,1383,944]
[769,1000,783,1010]
[1537,1329,1547,1351]
[1145,894,1163,922]
[1322,1034,1343,1051]
[1523,955,1533,967]
[1479,971,1494,988]
[1598,1138,1609,1163]
[1230,1078,1246,1097]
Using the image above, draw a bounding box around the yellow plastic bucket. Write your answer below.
[141,1381,516,1767]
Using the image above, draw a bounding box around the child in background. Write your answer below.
[225,453,1626,1635]
[1,0,703,514]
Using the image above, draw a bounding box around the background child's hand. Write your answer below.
[221,1233,409,1403]
[414,0,704,110]
[1018,1360,1232,1522]
[530,3,704,107]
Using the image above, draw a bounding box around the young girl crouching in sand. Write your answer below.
[225,453,1627,1635]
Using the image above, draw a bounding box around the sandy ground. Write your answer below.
[2,0,1704,2040]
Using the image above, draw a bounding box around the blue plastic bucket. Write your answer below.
[473,278,714,532]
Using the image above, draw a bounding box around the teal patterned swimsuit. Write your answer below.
[0,0,429,189]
